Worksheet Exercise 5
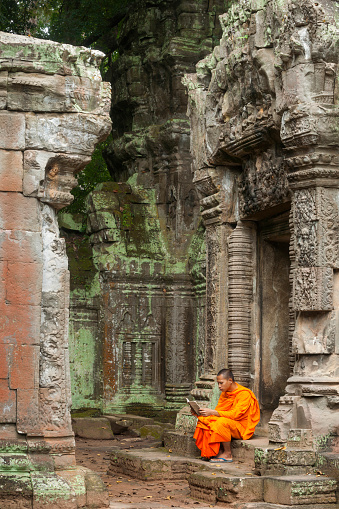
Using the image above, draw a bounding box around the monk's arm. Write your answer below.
[217,392,252,419]
[199,408,220,416]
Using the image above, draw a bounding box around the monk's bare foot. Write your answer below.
[212,454,232,460]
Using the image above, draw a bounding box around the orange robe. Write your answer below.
[193,384,260,458]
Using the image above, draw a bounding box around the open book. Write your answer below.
[186,398,201,416]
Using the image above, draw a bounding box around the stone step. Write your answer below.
[164,430,269,466]
[264,475,338,506]
[188,469,264,505]
[108,447,338,508]
[188,471,339,507]
[232,435,269,467]
[108,446,259,481]
[231,504,339,509]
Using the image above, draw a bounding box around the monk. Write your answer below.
[192,368,260,462]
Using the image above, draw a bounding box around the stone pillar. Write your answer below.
[268,2,339,445]
[227,221,256,387]
[0,32,111,507]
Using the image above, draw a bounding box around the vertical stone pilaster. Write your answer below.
[228,222,256,387]
[189,166,240,407]
[270,138,339,443]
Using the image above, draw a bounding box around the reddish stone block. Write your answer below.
[0,111,25,150]
[0,423,22,440]
[17,389,40,434]
[0,261,5,302]
[0,192,40,232]
[0,302,40,346]
[6,261,42,306]
[53,453,76,470]
[0,379,16,422]
[0,343,14,378]
[0,150,23,191]
[0,230,42,263]
[9,344,39,390]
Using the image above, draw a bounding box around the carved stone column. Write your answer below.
[227,221,256,387]
[0,32,111,506]
[268,1,339,444]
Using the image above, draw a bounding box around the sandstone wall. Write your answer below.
[61,0,228,415]
[0,31,111,506]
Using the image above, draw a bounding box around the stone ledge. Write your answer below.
[0,465,109,509]
[264,475,338,506]
[108,446,263,481]
[189,469,264,505]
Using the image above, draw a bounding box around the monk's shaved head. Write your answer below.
[217,368,234,381]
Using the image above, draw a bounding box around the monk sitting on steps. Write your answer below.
[192,368,260,462]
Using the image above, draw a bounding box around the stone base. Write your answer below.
[233,504,339,509]
[108,439,339,507]
[189,470,264,505]
[264,476,337,505]
[0,466,109,509]
[163,430,200,457]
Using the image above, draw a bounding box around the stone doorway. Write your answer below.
[256,211,292,431]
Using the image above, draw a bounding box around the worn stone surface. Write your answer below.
[0,31,111,507]
[263,476,338,505]
[72,417,114,440]
[189,470,264,504]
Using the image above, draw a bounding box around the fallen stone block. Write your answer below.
[113,414,154,429]
[71,417,114,440]
[264,475,338,505]
[109,448,189,481]
[139,424,165,441]
[104,415,132,434]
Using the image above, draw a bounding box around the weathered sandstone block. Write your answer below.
[0,150,23,191]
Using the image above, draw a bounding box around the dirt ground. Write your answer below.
[75,434,220,508]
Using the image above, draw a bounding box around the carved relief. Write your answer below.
[239,149,290,217]
[319,188,339,268]
[293,267,333,311]
[293,189,318,267]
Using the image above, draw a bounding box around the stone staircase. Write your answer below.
[108,430,339,508]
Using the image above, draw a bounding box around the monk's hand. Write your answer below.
[199,408,219,417]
